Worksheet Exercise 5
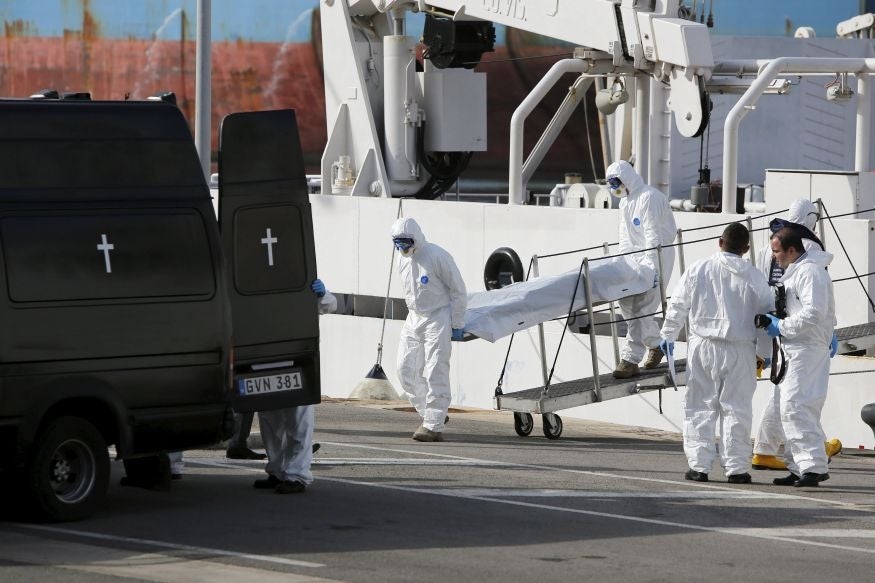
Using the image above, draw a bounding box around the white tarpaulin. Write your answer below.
[464,256,655,342]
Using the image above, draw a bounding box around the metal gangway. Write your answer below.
[492,201,875,439]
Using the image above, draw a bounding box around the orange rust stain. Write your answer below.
[4,19,33,38]
[82,0,102,43]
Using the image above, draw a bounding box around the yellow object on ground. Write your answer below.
[752,439,842,470]
[752,454,787,470]
[825,438,842,459]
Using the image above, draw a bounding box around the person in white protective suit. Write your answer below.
[750,199,841,472]
[391,217,467,442]
[765,228,837,487]
[660,223,773,483]
[253,279,336,494]
[607,160,677,379]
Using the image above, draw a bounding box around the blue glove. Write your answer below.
[659,339,674,357]
[451,328,465,341]
[763,357,772,368]
[830,331,838,358]
[765,314,782,338]
[310,279,326,298]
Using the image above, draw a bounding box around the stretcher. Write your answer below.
[494,360,687,439]
[461,246,680,439]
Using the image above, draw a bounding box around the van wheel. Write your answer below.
[26,417,109,522]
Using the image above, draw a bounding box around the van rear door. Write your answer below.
[218,110,320,412]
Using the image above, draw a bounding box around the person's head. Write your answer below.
[390,217,425,257]
[770,199,820,235]
[719,222,750,256]
[771,227,805,269]
[605,159,644,197]
[787,198,819,231]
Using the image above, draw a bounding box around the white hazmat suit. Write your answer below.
[661,251,773,476]
[775,248,835,476]
[258,289,337,486]
[753,199,822,458]
[392,217,467,433]
[607,160,677,365]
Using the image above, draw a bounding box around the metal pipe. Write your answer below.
[669,199,698,211]
[634,75,650,183]
[604,242,620,367]
[596,77,613,176]
[746,216,756,269]
[194,0,212,182]
[816,198,826,249]
[676,229,686,274]
[521,75,594,187]
[722,58,875,213]
[384,35,417,182]
[509,59,590,205]
[649,79,671,195]
[532,256,549,385]
[856,74,871,172]
[656,245,668,316]
[583,258,601,401]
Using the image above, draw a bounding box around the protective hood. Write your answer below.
[606,160,645,195]
[787,199,818,231]
[391,217,427,248]
[782,248,834,280]
[716,250,749,276]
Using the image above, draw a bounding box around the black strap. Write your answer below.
[769,337,787,385]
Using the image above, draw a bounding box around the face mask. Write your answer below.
[607,176,625,197]
[393,237,414,254]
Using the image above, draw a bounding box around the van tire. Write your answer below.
[25,416,109,522]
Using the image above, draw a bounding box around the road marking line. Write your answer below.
[1,531,337,583]
[21,524,325,568]
[723,528,875,539]
[314,475,875,556]
[313,458,510,466]
[316,441,869,509]
[442,488,798,499]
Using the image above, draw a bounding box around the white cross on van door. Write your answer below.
[96,233,114,273]
[261,228,277,267]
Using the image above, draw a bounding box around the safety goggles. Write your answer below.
[393,237,414,251]
[607,176,623,190]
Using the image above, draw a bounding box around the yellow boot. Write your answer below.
[825,438,842,461]
[752,454,787,471]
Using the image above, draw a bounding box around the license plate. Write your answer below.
[238,371,303,396]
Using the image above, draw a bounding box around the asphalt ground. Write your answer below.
[2,399,875,583]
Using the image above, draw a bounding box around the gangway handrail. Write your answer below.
[527,203,874,267]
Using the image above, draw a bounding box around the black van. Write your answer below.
[0,98,236,522]
[218,110,322,412]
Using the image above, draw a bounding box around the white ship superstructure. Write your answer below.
[297,1,875,447]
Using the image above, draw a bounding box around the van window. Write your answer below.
[232,204,307,294]
[1,211,215,302]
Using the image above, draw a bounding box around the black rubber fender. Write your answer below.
[862,403,875,438]
[483,247,524,290]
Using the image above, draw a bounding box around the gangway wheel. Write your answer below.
[513,412,534,436]
[542,413,563,439]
